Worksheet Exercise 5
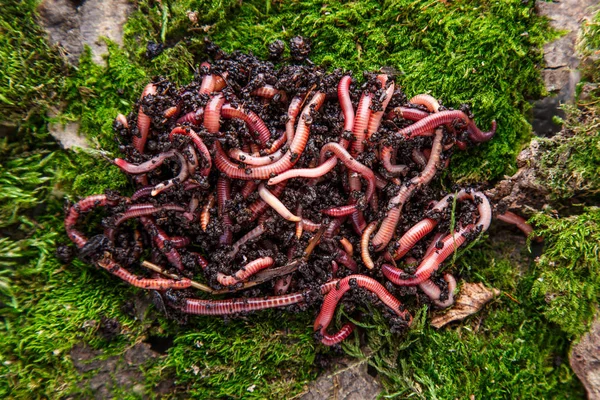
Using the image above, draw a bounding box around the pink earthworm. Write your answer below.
[246,182,286,222]
[149,151,190,196]
[372,128,444,250]
[114,150,177,174]
[392,218,438,260]
[204,93,225,134]
[169,127,212,176]
[114,204,186,226]
[133,83,157,153]
[217,176,233,245]
[98,258,192,290]
[321,204,359,217]
[423,232,445,259]
[64,194,121,249]
[140,216,185,271]
[170,236,191,248]
[386,107,430,122]
[183,280,339,315]
[115,113,129,128]
[338,75,355,131]
[366,76,394,140]
[418,273,457,308]
[380,146,408,176]
[217,256,275,286]
[251,85,288,102]
[274,275,293,295]
[300,218,322,232]
[200,194,215,231]
[335,248,358,272]
[320,143,375,203]
[176,108,204,125]
[164,105,180,119]
[399,110,495,140]
[240,180,259,199]
[213,73,228,91]
[361,221,378,269]
[199,62,215,94]
[258,183,301,222]
[262,130,288,155]
[313,275,412,346]
[285,95,305,144]
[382,191,491,285]
[229,147,285,166]
[411,148,428,168]
[324,217,346,239]
[409,94,440,112]
[221,104,272,146]
[214,92,325,180]
[227,222,267,259]
[496,211,542,242]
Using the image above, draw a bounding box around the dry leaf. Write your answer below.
[430,282,500,328]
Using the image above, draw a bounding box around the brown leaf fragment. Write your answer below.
[430,282,500,328]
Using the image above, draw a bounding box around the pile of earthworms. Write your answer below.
[63,41,534,345]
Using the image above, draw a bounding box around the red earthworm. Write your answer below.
[176,108,204,125]
[221,104,272,146]
[228,222,267,259]
[213,72,228,91]
[380,146,408,176]
[274,275,292,295]
[114,149,177,174]
[229,147,285,166]
[423,232,445,259]
[65,195,120,248]
[251,85,288,102]
[98,258,192,290]
[217,176,233,245]
[114,203,186,226]
[496,211,542,241]
[183,281,339,315]
[214,92,325,180]
[204,93,225,134]
[324,217,346,239]
[331,260,339,278]
[361,221,378,269]
[240,180,259,199]
[338,75,355,131]
[199,62,215,94]
[164,105,180,119]
[321,323,356,346]
[382,191,491,285]
[349,209,367,235]
[285,95,305,144]
[335,248,357,272]
[399,110,495,139]
[351,90,372,156]
[246,182,286,222]
[411,148,428,168]
[409,94,440,112]
[392,218,438,260]
[169,127,212,176]
[185,144,199,175]
[374,173,391,189]
[314,275,411,345]
[170,236,191,248]
[217,256,275,286]
[262,130,287,155]
[194,252,209,270]
[200,194,215,231]
[267,156,337,185]
[150,151,189,196]
[423,273,457,308]
[140,217,185,271]
[372,128,444,249]
[366,77,394,140]
[300,218,321,232]
[116,113,129,128]
[134,83,157,153]
[468,120,497,142]
[131,186,154,201]
[321,204,359,217]
[431,190,492,231]
[320,143,375,203]
[258,183,301,222]
[386,107,430,122]
[295,205,303,238]
[339,237,353,256]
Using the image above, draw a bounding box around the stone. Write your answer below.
[38,0,133,66]
[570,318,600,399]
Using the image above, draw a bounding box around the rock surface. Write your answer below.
[570,318,600,400]
[38,0,133,66]
[300,359,381,400]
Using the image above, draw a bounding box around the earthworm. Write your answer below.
[98,257,192,290]
[217,256,275,286]
[114,150,177,174]
[339,237,353,256]
[361,221,378,269]
[246,183,286,222]
[386,107,430,122]
[164,106,180,119]
[213,73,228,91]
[351,89,372,156]
[183,194,200,222]
[217,176,233,245]
[221,104,272,146]
[300,218,322,232]
[496,211,541,241]
[114,204,186,226]
[399,110,495,140]
[116,113,129,128]
[229,147,285,166]
[251,85,288,102]
[176,108,204,125]
[258,183,301,222]
[320,143,375,203]
[200,194,215,231]
[228,222,267,259]
[313,275,412,346]
[320,323,356,346]
[418,273,457,308]
[321,204,360,217]
[324,217,345,239]
[335,248,358,272]
[423,232,445,259]
[169,127,212,176]
[338,75,355,131]
[150,151,189,196]
[274,275,293,295]
[411,148,428,168]
[392,218,438,260]
[134,83,157,153]
[372,128,444,249]
[366,76,394,140]
[199,62,215,94]
[65,194,120,249]
[240,180,259,199]
[140,217,185,271]
[285,95,305,144]
[380,146,408,176]
[170,236,191,248]
[214,92,325,180]
[409,94,440,112]
[204,93,225,134]
[295,205,303,238]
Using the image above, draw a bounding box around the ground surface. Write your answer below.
[1,0,599,399]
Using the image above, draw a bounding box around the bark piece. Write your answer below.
[431,282,500,329]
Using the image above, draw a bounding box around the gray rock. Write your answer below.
[38,0,133,66]
[300,359,381,400]
[570,318,600,399]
